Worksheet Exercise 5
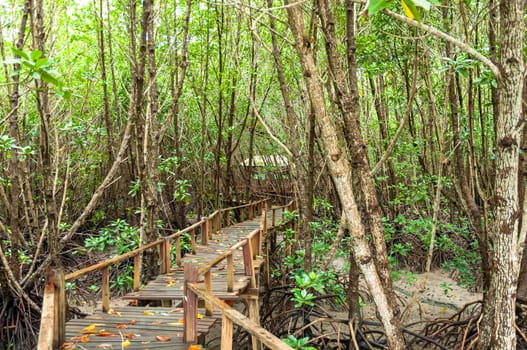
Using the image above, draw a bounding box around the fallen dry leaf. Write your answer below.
[81,330,97,335]
[129,319,137,325]
[115,323,128,329]
[80,335,90,343]
[60,342,76,350]
[96,331,118,337]
[188,345,202,350]
[83,324,105,331]
[197,313,203,319]
[122,339,131,348]
[151,321,162,325]
[143,310,154,315]
[156,335,171,342]
[124,333,136,339]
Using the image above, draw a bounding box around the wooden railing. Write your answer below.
[37,199,296,349]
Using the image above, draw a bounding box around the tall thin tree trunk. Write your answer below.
[284,3,405,348]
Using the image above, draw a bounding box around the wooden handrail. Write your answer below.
[38,198,294,350]
[188,283,293,350]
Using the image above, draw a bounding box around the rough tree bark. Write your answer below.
[284,3,405,348]
[478,0,524,348]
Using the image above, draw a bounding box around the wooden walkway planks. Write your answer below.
[64,306,217,349]
[61,209,284,350]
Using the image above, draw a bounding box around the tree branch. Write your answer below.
[381,9,502,81]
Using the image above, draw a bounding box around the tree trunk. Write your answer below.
[284,3,405,348]
[478,0,524,348]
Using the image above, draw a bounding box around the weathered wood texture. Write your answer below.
[38,200,294,350]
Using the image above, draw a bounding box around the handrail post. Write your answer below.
[248,203,254,220]
[205,270,213,316]
[224,209,230,227]
[242,239,256,288]
[133,254,141,291]
[101,266,110,313]
[201,217,209,245]
[159,238,171,274]
[183,263,199,343]
[227,253,234,292]
[38,267,65,350]
[221,315,233,350]
[190,228,196,254]
[175,235,182,266]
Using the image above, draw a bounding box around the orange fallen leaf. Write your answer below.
[178,318,184,324]
[96,331,118,337]
[115,323,128,329]
[188,345,202,350]
[129,320,137,325]
[60,342,76,350]
[81,330,97,335]
[124,333,136,339]
[80,335,90,343]
[156,335,171,342]
[151,321,162,325]
[217,265,225,271]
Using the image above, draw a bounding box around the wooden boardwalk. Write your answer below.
[54,205,287,350]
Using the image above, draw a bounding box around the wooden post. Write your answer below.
[205,270,213,316]
[190,228,196,254]
[133,254,141,291]
[221,315,233,350]
[201,217,209,245]
[55,268,65,347]
[101,267,110,313]
[175,235,182,266]
[262,207,267,235]
[207,217,213,240]
[38,268,66,350]
[227,253,234,292]
[224,209,231,227]
[183,263,199,343]
[216,212,221,233]
[159,238,170,274]
[248,203,254,220]
[264,240,270,287]
[248,297,261,350]
[242,240,256,288]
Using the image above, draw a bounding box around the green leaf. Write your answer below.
[35,58,50,69]
[369,0,390,15]
[11,48,29,60]
[40,70,63,87]
[401,0,420,20]
[30,50,42,61]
